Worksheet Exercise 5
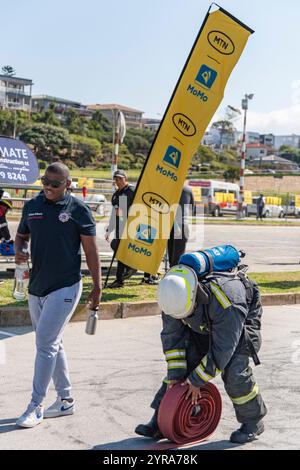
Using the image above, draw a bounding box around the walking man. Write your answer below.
[167,184,195,267]
[15,162,101,428]
[256,194,265,220]
[105,170,136,288]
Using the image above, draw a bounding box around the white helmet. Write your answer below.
[0,191,12,209]
[157,265,198,319]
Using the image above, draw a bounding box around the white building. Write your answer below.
[87,103,144,129]
[274,134,300,150]
[0,74,33,111]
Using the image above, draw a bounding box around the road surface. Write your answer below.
[0,304,299,450]
[4,220,300,273]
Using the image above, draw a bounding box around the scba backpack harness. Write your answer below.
[178,245,261,366]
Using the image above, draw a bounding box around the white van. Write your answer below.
[188,179,242,216]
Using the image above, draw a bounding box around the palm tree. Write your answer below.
[1,65,16,76]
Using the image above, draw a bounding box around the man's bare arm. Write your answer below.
[14,233,30,265]
[80,234,102,309]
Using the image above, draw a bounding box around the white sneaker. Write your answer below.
[44,397,75,418]
[16,403,44,428]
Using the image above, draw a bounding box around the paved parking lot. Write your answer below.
[0,304,300,450]
[5,221,300,274]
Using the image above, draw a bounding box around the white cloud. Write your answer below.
[244,104,300,135]
[209,81,300,136]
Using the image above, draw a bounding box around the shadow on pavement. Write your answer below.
[0,418,18,434]
[267,263,300,266]
[0,327,32,340]
[92,437,242,451]
[93,437,153,450]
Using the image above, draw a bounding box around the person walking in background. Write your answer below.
[14,162,101,428]
[256,194,265,221]
[105,170,137,288]
[167,184,195,267]
[140,185,194,285]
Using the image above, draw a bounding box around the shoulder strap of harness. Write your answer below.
[236,265,261,366]
[205,266,261,366]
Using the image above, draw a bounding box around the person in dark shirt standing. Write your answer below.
[167,184,195,267]
[256,194,265,221]
[14,162,101,428]
[105,170,136,288]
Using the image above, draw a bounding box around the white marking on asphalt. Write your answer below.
[0,342,6,364]
[0,330,16,338]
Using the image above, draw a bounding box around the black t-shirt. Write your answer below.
[108,184,135,239]
[17,191,96,296]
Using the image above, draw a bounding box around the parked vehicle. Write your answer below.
[76,193,107,216]
[245,196,284,218]
[283,200,300,218]
[188,179,245,216]
[261,169,276,174]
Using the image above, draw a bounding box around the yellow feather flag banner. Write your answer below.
[116,5,254,274]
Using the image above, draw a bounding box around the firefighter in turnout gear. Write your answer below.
[0,190,15,256]
[135,263,267,444]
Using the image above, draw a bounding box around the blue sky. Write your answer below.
[1,0,300,134]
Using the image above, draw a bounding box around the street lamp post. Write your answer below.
[237,93,254,219]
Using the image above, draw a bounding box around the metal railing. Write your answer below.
[0,86,30,97]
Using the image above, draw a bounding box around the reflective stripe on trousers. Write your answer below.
[230,383,259,406]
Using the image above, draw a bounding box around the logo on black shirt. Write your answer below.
[59,212,71,223]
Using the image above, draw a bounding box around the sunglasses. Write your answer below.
[41,175,66,188]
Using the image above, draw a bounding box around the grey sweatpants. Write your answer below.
[28,281,82,406]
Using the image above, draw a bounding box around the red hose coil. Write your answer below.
[157,382,222,446]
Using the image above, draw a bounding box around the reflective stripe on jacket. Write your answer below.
[161,274,250,386]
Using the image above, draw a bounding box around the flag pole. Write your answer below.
[111,109,119,178]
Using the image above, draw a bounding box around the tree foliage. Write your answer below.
[1,65,16,76]
[32,106,61,127]
[192,145,217,165]
[223,167,240,182]
[279,145,300,164]
[0,109,30,136]
[70,134,102,167]
[0,105,157,169]
[19,124,71,161]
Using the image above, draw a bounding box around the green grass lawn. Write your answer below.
[70,169,141,181]
[249,271,300,294]
[0,276,158,309]
[1,272,300,309]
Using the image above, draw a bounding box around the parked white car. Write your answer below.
[246,197,284,218]
[76,193,107,216]
[283,201,300,218]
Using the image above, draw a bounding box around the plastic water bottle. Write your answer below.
[13,249,30,301]
[85,308,99,335]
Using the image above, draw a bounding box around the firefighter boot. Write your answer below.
[230,420,265,444]
[135,410,163,440]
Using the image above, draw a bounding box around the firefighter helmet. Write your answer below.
[0,191,12,210]
[157,265,198,319]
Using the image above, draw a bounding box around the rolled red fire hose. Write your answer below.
[157,381,222,447]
